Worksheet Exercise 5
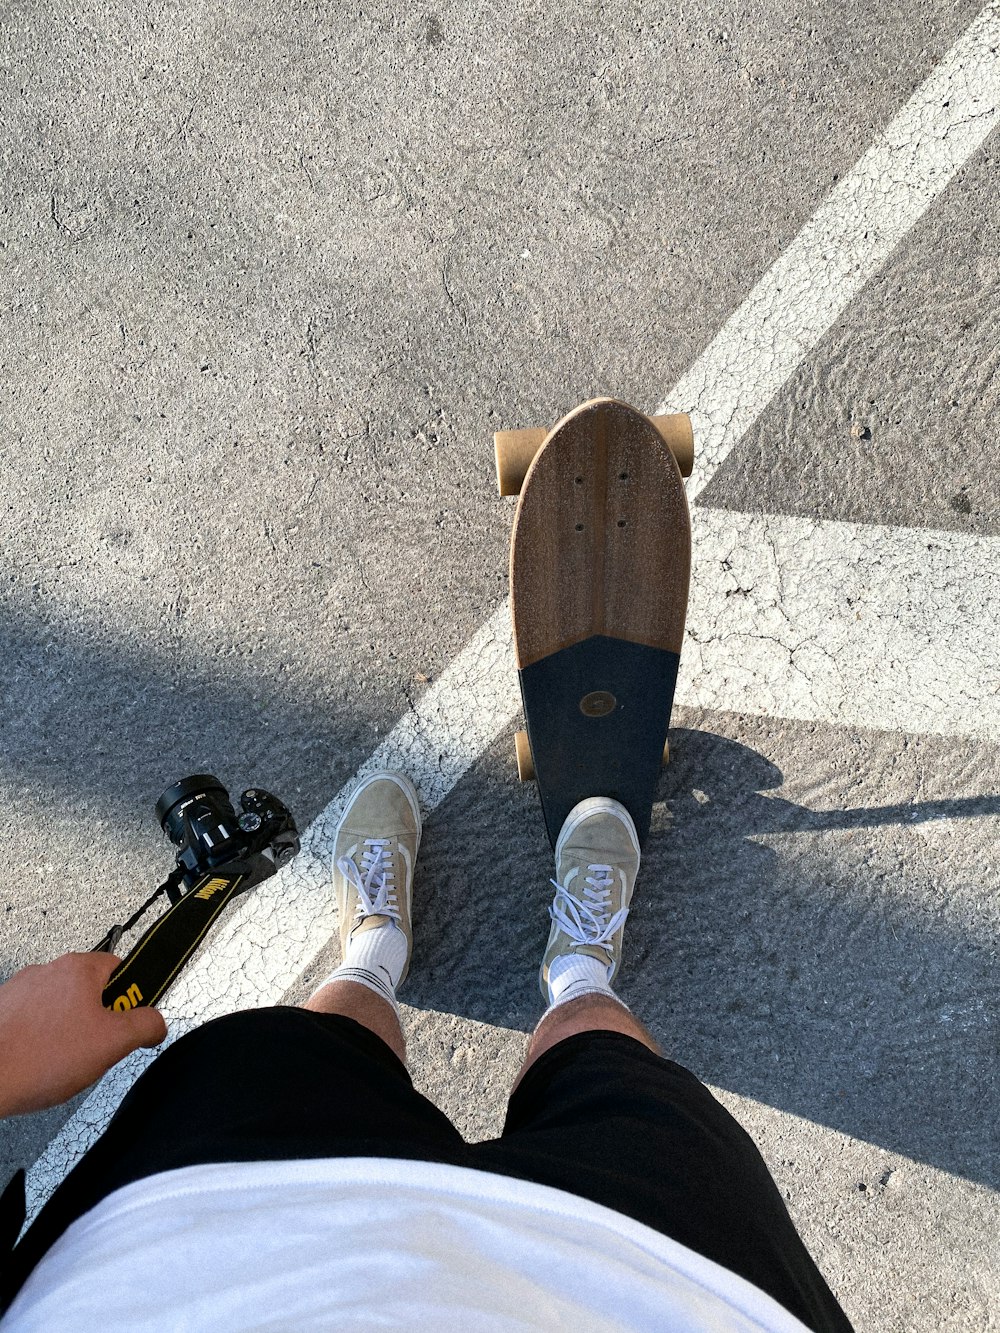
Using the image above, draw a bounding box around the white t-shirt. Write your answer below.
[2,1157,810,1331]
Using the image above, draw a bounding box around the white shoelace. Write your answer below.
[549,864,628,946]
[336,839,400,925]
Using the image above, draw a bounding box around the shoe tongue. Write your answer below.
[575,943,613,966]
[352,915,392,935]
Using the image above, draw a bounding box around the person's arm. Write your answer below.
[0,952,167,1117]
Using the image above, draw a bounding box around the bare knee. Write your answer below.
[512,995,660,1094]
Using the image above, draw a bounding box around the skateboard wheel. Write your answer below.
[662,739,670,767]
[494,428,547,497]
[515,729,535,782]
[650,413,694,478]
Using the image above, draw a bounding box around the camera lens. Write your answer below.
[156,775,235,848]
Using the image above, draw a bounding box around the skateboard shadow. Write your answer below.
[404,724,1000,1193]
[655,729,1000,837]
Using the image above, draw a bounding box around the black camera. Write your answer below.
[96,775,300,1011]
[155,775,299,894]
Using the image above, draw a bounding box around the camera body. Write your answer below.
[155,776,299,903]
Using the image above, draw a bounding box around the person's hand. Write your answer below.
[0,952,167,1116]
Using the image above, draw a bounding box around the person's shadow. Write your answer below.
[406,724,1000,1190]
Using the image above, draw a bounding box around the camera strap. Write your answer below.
[97,868,247,1011]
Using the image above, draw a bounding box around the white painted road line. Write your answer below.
[659,1,1000,503]
[683,511,1000,740]
[24,2,1000,1220]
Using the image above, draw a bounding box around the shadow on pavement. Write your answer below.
[404,725,1000,1193]
[1,592,996,1197]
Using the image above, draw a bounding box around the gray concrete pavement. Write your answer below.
[1,1,998,1328]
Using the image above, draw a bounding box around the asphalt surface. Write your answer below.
[1,2,998,1328]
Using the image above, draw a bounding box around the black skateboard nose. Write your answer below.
[518,634,680,848]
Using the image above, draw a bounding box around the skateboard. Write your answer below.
[495,397,692,847]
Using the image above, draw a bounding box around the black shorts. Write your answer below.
[1,1008,851,1331]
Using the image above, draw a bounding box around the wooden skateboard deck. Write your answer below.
[499,397,691,847]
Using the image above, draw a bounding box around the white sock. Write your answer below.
[309,922,409,1014]
[545,951,628,1012]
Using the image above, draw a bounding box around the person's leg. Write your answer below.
[471,796,852,1333]
[299,769,425,1067]
[511,992,658,1094]
[508,794,648,1097]
[302,980,406,1064]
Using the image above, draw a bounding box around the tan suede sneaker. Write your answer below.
[539,797,641,999]
[333,771,422,987]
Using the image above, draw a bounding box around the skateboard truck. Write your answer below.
[495,410,694,497]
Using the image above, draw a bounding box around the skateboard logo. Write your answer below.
[112,983,144,1012]
[580,691,617,718]
[194,877,231,900]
